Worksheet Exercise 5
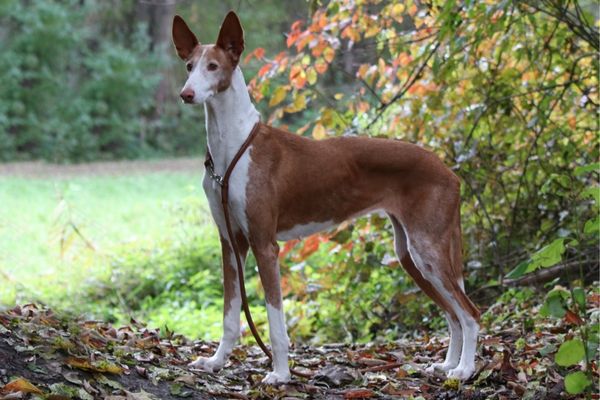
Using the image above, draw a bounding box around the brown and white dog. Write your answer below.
[172,11,480,384]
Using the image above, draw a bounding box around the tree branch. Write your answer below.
[504,251,598,286]
[366,41,441,130]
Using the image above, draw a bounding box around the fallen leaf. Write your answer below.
[125,390,158,400]
[564,310,583,325]
[343,388,375,399]
[500,349,518,381]
[0,392,25,399]
[173,374,196,386]
[507,381,526,396]
[62,372,83,385]
[135,366,148,378]
[443,378,460,390]
[66,357,123,374]
[1,378,43,395]
[381,382,415,396]
[356,357,388,367]
[313,365,360,387]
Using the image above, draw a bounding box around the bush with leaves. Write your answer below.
[505,161,599,395]
[0,0,204,161]
[245,0,598,335]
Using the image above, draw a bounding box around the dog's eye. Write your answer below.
[207,62,219,71]
[186,63,193,72]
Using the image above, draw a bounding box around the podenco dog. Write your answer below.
[172,11,480,384]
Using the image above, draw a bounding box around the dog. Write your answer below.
[172,11,480,384]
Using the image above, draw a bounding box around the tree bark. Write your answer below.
[135,1,177,112]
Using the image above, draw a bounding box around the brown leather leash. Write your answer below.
[205,122,313,379]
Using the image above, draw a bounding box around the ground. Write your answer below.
[0,159,203,178]
[0,300,594,400]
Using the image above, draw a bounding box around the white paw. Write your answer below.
[188,356,224,373]
[262,370,291,384]
[447,365,475,381]
[426,362,456,374]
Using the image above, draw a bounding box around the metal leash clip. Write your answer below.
[204,155,224,186]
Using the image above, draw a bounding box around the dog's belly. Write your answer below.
[275,220,337,241]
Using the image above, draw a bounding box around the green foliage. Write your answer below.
[278,216,444,342]
[498,158,598,395]
[82,231,225,339]
[536,284,599,395]
[564,371,592,395]
[555,339,585,366]
[0,172,203,296]
[0,171,268,341]
[539,287,570,318]
[506,238,567,279]
[0,0,307,161]
[0,0,168,161]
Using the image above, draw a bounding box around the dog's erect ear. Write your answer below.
[216,11,244,66]
[172,15,199,60]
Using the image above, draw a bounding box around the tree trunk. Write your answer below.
[135,1,177,112]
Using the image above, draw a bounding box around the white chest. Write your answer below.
[203,148,252,236]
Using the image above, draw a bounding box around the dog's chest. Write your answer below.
[203,148,253,235]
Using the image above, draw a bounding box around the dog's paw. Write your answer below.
[426,362,456,374]
[188,356,224,373]
[447,365,475,381]
[261,370,291,385]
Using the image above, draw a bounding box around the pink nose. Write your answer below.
[180,88,195,103]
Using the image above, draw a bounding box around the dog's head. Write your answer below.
[172,11,244,104]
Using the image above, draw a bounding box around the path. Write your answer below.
[0,158,204,178]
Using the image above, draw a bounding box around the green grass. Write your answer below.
[0,172,212,306]
[0,171,273,341]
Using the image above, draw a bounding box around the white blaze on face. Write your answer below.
[182,46,231,104]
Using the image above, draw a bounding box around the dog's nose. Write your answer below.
[180,88,195,103]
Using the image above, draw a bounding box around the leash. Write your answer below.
[205,122,313,380]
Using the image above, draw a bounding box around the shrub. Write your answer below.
[0,0,203,162]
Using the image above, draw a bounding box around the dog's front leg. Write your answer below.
[190,232,249,372]
[251,239,291,384]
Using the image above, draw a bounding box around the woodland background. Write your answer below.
[0,0,598,397]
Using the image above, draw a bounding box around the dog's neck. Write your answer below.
[204,67,260,174]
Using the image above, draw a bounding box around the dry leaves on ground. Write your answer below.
[0,296,597,399]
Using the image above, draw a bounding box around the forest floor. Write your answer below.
[1,293,598,400]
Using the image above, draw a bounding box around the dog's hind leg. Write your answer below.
[399,220,479,380]
[389,215,463,373]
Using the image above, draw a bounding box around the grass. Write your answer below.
[0,168,274,341]
[0,172,213,307]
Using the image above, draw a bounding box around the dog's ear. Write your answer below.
[172,15,199,60]
[216,11,244,66]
